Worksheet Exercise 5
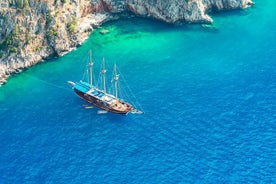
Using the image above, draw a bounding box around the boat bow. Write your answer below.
[130,108,143,114]
[67,81,75,87]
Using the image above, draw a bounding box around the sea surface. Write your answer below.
[0,0,275,183]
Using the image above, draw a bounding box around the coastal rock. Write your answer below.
[126,0,213,23]
[203,0,254,10]
[126,0,254,23]
[0,0,254,84]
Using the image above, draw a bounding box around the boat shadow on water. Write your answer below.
[81,103,133,123]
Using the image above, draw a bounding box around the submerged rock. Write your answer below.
[100,29,110,34]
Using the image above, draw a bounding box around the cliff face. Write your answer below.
[0,0,253,84]
[126,0,253,23]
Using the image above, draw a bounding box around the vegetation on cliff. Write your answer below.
[0,0,254,84]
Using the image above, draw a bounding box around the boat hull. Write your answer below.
[74,88,132,115]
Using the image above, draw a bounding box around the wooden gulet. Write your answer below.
[68,51,142,115]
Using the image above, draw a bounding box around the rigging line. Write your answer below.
[118,79,132,103]
[117,68,139,105]
[22,73,71,92]
[96,69,101,88]
[82,68,88,82]
[117,80,126,100]
[107,78,113,95]
[81,54,90,80]
[116,66,144,112]
[104,58,113,94]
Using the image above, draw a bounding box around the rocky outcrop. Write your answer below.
[0,0,253,85]
[126,0,212,23]
[126,0,254,23]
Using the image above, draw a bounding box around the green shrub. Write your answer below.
[9,0,29,9]
[67,17,77,33]
[0,51,5,58]
[25,29,32,44]
[10,47,18,53]
[35,46,41,52]
[46,11,53,26]
[49,29,58,37]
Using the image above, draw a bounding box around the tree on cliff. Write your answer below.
[8,0,29,9]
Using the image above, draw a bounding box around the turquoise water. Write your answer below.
[0,0,275,183]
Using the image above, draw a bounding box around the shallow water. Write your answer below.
[0,0,275,183]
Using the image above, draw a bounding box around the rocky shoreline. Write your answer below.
[0,0,254,85]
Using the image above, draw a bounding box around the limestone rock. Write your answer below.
[0,0,254,84]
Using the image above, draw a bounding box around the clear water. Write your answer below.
[0,0,275,183]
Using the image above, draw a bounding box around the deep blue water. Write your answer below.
[0,0,275,183]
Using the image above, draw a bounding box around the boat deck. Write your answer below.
[74,81,131,111]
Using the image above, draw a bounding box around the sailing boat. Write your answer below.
[68,50,142,115]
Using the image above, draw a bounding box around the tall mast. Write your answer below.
[89,50,93,88]
[101,57,107,95]
[114,64,119,105]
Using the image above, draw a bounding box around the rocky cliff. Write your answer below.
[0,0,253,84]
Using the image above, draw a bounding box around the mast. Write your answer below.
[101,57,107,95]
[114,64,119,105]
[89,50,93,88]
